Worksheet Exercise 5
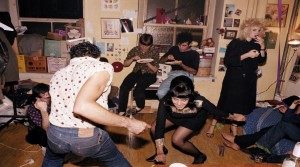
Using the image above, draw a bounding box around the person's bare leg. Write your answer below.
[221,132,240,150]
[230,123,238,136]
[206,118,217,138]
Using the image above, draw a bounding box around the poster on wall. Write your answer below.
[265,3,289,27]
[265,31,278,49]
[223,18,233,27]
[101,0,120,11]
[225,4,235,17]
[101,18,121,39]
[233,19,240,27]
[120,19,134,33]
[289,57,300,83]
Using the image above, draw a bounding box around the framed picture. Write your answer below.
[65,26,84,40]
[265,4,289,27]
[120,19,134,33]
[224,30,237,40]
[101,18,121,39]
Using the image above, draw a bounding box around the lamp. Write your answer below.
[295,24,300,35]
[288,39,300,50]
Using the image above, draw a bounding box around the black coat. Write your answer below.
[217,38,267,115]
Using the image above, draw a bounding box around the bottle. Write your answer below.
[282,142,300,167]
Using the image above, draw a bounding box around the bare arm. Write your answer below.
[123,56,140,67]
[34,99,50,131]
[73,71,150,134]
[146,62,158,73]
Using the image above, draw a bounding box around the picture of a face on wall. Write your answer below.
[225,4,235,17]
[101,18,121,39]
[265,3,289,27]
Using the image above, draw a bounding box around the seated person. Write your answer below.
[26,83,50,148]
[118,34,159,115]
[221,96,300,163]
[156,32,199,99]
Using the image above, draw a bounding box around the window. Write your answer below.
[18,0,83,19]
[140,0,210,46]
[16,0,83,36]
[144,0,205,25]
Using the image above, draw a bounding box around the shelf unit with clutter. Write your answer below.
[16,19,85,77]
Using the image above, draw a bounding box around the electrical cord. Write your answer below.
[20,159,34,167]
[257,49,298,95]
[0,142,41,153]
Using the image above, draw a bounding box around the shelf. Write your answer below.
[144,23,207,29]
[19,72,53,80]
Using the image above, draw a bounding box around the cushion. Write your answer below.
[243,107,295,155]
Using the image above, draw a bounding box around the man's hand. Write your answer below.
[290,99,300,110]
[34,98,47,113]
[126,118,151,135]
[132,56,141,61]
[167,54,174,60]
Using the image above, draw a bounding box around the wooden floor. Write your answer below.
[0,108,279,167]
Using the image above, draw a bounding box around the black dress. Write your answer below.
[154,93,229,140]
[217,38,267,115]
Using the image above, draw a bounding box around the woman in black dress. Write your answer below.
[146,76,245,164]
[207,18,267,137]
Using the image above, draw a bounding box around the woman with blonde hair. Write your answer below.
[206,18,267,137]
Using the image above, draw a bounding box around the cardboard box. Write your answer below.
[17,55,26,73]
[199,57,212,68]
[44,39,61,57]
[196,67,211,77]
[47,57,68,73]
[25,56,47,73]
[47,32,66,41]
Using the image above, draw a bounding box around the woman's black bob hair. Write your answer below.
[164,75,197,108]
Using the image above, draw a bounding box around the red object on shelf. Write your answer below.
[156,8,165,24]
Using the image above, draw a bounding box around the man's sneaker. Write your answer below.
[41,146,46,156]
[241,147,268,155]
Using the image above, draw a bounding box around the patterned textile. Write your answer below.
[243,107,295,154]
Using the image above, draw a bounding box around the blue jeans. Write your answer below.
[257,121,300,150]
[156,70,194,99]
[42,124,131,167]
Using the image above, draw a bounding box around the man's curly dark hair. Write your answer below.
[176,32,193,45]
[69,42,101,59]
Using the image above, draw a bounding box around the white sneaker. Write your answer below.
[41,146,46,156]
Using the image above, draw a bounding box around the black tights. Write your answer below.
[150,120,202,158]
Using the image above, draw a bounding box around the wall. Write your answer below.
[282,1,300,97]
[195,0,296,103]
[84,0,139,87]
[0,0,9,11]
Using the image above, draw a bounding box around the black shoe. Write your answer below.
[146,147,168,162]
[241,147,268,155]
[250,153,271,163]
[192,153,207,164]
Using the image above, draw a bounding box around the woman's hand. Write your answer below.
[247,50,260,58]
[230,113,246,122]
[255,36,265,49]
[155,153,166,163]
